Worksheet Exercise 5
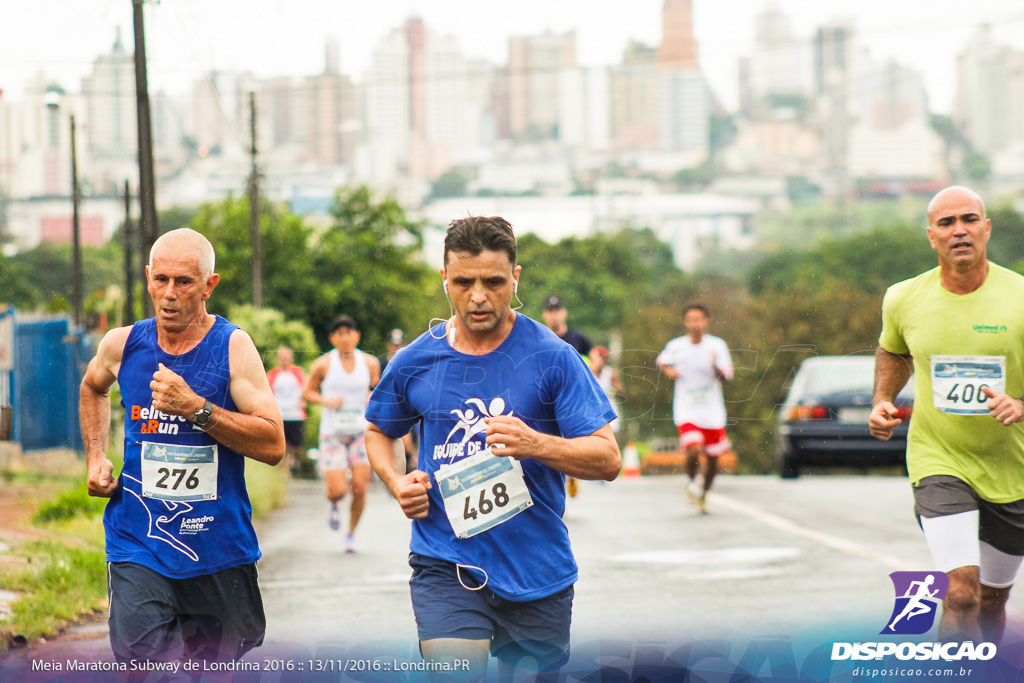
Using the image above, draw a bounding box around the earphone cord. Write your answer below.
[429,285,524,339]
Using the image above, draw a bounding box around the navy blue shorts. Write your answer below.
[107,561,266,664]
[408,553,574,671]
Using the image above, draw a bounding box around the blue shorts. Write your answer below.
[408,553,574,671]
[107,561,266,664]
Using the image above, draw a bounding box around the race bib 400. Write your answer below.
[931,355,1005,415]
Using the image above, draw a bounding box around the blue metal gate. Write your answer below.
[13,316,85,451]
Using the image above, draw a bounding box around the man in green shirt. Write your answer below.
[871,186,1024,643]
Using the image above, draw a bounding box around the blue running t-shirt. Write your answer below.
[366,314,617,600]
[106,315,261,579]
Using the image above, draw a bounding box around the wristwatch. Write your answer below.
[191,400,214,429]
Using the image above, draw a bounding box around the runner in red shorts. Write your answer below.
[657,304,733,513]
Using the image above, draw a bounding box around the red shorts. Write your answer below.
[677,423,731,456]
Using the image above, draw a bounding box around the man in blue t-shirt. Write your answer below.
[365,216,621,679]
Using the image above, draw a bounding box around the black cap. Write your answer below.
[544,295,564,310]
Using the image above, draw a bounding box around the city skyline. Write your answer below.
[4,0,1024,113]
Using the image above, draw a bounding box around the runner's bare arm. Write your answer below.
[148,329,285,465]
[657,361,679,380]
[80,326,132,497]
[302,355,342,410]
[366,353,382,389]
[484,417,621,481]
[366,424,431,519]
[870,346,914,440]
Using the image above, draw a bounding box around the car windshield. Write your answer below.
[796,358,915,399]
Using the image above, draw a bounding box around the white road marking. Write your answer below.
[711,491,912,570]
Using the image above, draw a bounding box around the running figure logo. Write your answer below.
[881,571,948,635]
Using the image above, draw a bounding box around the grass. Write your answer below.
[0,454,288,653]
[0,541,107,645]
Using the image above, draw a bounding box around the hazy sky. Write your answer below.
[4,0,1024,113]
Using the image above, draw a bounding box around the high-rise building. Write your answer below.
[658,0,698,70]
[954,25,1024,157]
[610,41,660,150]
[364,18,474,185]
[507,30,577,140]
[747,6,809,112]
[812,20,858,193]
[82,29,136,162]
[657,0,708,159]
[559,67,611,151]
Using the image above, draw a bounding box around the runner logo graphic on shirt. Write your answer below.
[881,571,948,635]
[432,397,513,461]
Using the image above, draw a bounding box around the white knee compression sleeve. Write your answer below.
[920,511,980,573]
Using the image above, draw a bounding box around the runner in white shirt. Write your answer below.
[657,304,734,513]
[304,315,381,552]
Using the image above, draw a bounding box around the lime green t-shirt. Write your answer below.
[879,263,1024,502]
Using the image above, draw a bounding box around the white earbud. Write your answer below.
[447,316,457,344]
[514,280,518,294]
[443,280,449,295]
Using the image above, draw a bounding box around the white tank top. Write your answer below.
[319,349,371,436]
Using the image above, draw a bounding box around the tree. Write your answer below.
[10,242,124,313]
[227,305,318,368]
[748,225,935,296]
[430,170,469,199]
[304,186,438,352]
[516,228,689,344]
[190,194,317,320]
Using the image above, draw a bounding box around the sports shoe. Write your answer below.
[345,533,356,553]
[698,495,709,515]
[328,503,340,531]
[685,480,700,504]
[567,477,579,498]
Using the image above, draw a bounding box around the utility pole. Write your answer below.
[132,0,158,315]
[123,180,134,324]
[248,91,263,308]
[70,115,83,330]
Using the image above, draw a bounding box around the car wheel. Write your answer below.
[780,453,800,479]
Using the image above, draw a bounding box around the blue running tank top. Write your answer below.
[105,315,261,578]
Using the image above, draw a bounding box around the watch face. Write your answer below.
[194,402,213,426]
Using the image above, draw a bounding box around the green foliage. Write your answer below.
[32,486,106,524]
[3,241,124,312]
[190,187,438,355]
[0,540,106,646]
[244,459,288,520]
[986,203,1024,267]
[0,254,43,309]
[306,186,438,352]
[672,162,715,191]
[962,150,991,183]
[227,304,318,368]
[748,225,936,296]
[430,170,469,199]
[190,194,317,321]
[517,228,689,345]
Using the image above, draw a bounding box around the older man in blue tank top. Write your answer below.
[80,228,285,668]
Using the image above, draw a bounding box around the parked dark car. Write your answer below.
[776,355,914,478]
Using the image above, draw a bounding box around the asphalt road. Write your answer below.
[10,473,1024,679]
[255,473,1024,648]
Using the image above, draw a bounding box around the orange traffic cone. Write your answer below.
[622,443,641,478]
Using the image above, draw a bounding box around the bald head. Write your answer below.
[150,228,216,279]
[927,186,986,225]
